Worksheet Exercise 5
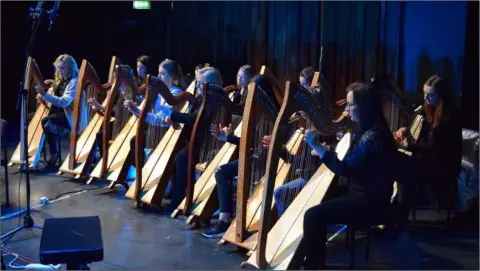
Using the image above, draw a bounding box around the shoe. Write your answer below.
[46,153,60,168]
[202,221,230,238]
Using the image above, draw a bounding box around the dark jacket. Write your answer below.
[407,109,462,180]
[322,124,397,203]
[170,96,203,136]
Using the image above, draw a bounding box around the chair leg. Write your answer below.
[365,227,371,262]
[345,226,351,248]
[3,146,9,208]
[57,136,62,164]
[349,228,355,269]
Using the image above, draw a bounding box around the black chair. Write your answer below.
[345,203,400,269]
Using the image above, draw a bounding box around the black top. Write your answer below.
[50,79,71,115]
[407,109,463,178]
[170,96,203,136]
[322,124,397,203]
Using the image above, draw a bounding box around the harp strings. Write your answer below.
[112,84,135,138]
[249,103,274,197]
[198,86,227,167]
[85,82,98,121]
[27,77,39,114]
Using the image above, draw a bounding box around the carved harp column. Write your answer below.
[57,59,115,178]
[245,82,352,270]
[9,57,54,169]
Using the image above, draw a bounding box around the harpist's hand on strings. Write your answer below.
[164,116,173,125]
[35,85,46,95]
[394,127,408,142]
[87,98,102,112]
[210,124,230,141]
[36,93,44,103]
[262,135,272,148]
[124,100,139,116]
[305,130,328,158]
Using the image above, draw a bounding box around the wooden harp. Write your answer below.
[125,79,195,205]
[124,76,195,205]
[171,84,245,224]
[9,57,54,169]
[219,71,326,251]
[87,64,142,189]
[245,82,352,270]
[57,58,116,178]
[219,74,290,251]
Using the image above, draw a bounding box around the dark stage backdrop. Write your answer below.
[1,1,477,130]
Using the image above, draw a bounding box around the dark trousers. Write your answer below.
[300,192,389,269]
[165,145,195,212]
[41,114,69,155]
[215,159,239,213]
[94,121,113,158]
[126,135,146,171]
[95,131,104,158]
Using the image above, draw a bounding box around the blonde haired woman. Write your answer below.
[35,54,87,167]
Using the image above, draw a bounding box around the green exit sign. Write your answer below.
[133,1,150,9]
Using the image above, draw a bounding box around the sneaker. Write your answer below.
[202,221,229,238]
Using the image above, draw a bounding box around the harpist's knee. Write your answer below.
[273,186,283,201]
[129,136,136,149]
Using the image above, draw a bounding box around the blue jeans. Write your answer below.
[274,178,308,217]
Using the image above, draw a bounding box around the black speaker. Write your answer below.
[39,216,103,270]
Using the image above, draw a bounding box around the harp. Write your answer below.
[136,82,243,210]
[57,58,117,178]
[219,75,290,251]
[373,78,424,199]
[124,77,195,205]
[245,82,352,270]
[219,71,328,251]
[87,64,143,189]
[171,84,244,224]
[9,57,54,169]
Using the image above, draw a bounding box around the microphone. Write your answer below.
[48,1,60,30]
[29,1,44,18]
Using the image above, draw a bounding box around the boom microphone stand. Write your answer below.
[1,1,58,241]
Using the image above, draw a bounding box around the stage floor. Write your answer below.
[1,136,479,270]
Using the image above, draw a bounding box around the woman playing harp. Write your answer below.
[135,55,153,87]
[269,67,337,217]
[136,66,223,212]
[394,75,462,227]
[171,65,253,220]
[298,82,398,270]
[87,65,144,160]
[123,59,184,174]
[35,54,86,168]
